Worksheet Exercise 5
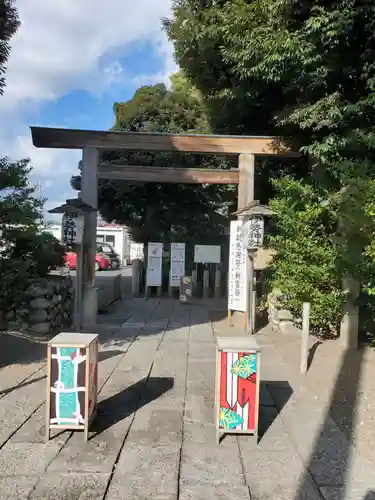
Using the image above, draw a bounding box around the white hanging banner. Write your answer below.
[170,243,185,287]
[228,220,247,312]
[194,245,221,264]
[146,242,163,287]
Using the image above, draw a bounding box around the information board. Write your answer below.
[194,245,221,264]
[170,243,185,287]
[228,220,247,312]
[146,242,163,287]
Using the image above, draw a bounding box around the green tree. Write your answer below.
[0,0,20,95]
[166,0,375,334]
[0,158,65,314]
[72,72,236,245]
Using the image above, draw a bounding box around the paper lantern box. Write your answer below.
[45,332,99,442]
[215,336,260,442]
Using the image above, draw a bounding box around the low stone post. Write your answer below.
[192,269,198,297]
[301,302,310,373]
[203,268,210,299]
[214,267,221,298]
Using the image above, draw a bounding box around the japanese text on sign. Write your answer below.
[243,216,264,249]
[170,243,186,287]
[228,220,247,312]
[61,214,84,245]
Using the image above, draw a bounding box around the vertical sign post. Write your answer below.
[170,243,186,292]
[228,220,248,329]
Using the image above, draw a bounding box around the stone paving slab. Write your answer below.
[0,441,64,478]
[0,362,45,399]
[107,445,180,499]
[243,449,322,500]
[179,483,250,500]
[30,472,110,499]
[1,298,374,499]
[0,476,37,500]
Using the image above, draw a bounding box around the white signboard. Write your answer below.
[130,242,144,261]
[228,220,247,312]
[170,243,185,287]
[61,214,84,245]
[146,242,163,287]
[148,242,163,259]
[194,245,221,264]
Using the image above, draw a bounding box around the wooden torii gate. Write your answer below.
[30,126,298,330]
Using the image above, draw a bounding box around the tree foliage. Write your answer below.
[0,158,65,313]
[0,0,20,95]
[73,72,237,244]
[166,0,375,334]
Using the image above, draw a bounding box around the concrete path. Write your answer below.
[0,298,373,499]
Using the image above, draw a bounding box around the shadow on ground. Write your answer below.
[90,376,174,437]
[0,333,46,369]
[307,340,323,371]
[295,346,365,498]
[259,380,293,440]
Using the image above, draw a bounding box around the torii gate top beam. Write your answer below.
[30,126,299,156]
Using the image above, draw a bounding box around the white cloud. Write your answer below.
[0,131,80,217]
[1,0,173,110]
[131,31,178,88]
[0,0,176,214]
[3,133,80,179]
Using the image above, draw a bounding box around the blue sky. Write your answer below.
[0,0,176,220]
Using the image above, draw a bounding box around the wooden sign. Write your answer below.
[45,332,99,442]
[215,337,260,443]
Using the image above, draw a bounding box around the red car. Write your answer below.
[64,251,112,271]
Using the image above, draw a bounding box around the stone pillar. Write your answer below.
[214,267,221,298]
[80,146,99,330]
[132,259,142,297]
[192,269,198,297]
[340,276,360,350]
[203,269,210,299]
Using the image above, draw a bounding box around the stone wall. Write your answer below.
[4,276,73,335]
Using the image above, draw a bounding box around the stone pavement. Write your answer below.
[0,298,374,499]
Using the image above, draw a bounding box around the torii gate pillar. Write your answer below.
[79,146,99,330]
[238,153,255,331]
